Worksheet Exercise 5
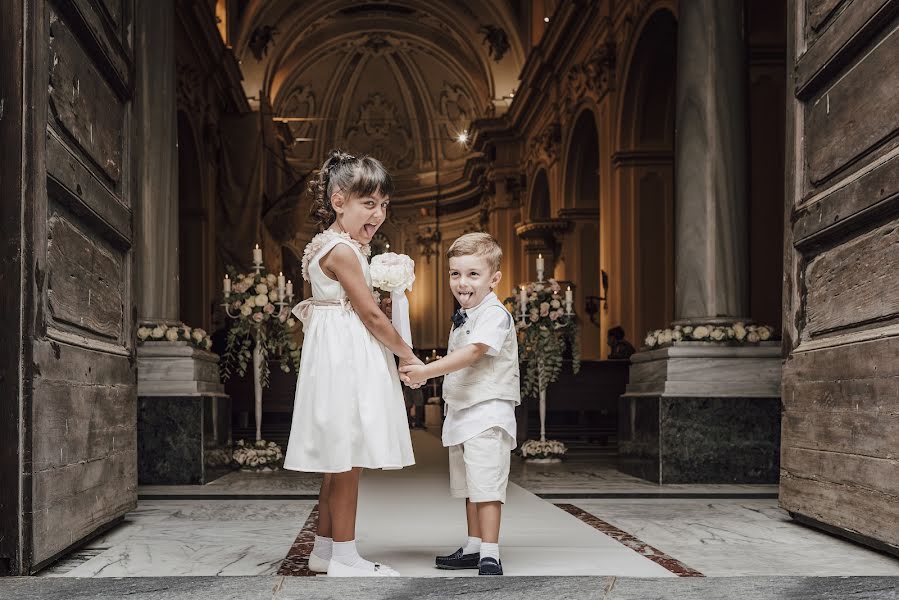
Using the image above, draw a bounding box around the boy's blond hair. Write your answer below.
[446,232,503,273]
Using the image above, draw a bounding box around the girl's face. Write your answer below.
[331,188,390,244]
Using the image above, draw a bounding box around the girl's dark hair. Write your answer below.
[308,149,394,230]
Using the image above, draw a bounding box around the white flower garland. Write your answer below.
[137,323,212,351]
[520,439,567,459]
[644,322,776,349]
[232,439,283,470]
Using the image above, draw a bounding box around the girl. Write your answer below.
[284,150,418,577]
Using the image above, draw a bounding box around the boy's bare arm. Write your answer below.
[399,343,489,384]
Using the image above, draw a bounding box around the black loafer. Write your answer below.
[435,547,480,570]
[478,557,503,575]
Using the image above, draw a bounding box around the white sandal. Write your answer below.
[308,553,330,573]
[327,560,401,577]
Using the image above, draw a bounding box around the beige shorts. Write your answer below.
[448,427,514,503]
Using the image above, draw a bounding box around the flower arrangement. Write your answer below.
[232,439,283,471]
[643,322,777,349]
[520,439,568,460]
[137,323,212,351]
[220,268,301,388]
[504,279,581,399]
[370,252,416,347]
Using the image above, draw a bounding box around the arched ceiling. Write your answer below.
[230,0,525,203]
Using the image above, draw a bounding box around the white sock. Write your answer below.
[311,535,332,560]
[331,539,375,570]
[462,536,482,555]
[480,542,499,562]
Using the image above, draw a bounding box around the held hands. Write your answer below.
[398,354,425,389]
[399,363,428,386]
[380,295,393,320]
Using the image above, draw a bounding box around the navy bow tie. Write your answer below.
[451,308,468,328]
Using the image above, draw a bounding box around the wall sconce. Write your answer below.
[585,270,609,327]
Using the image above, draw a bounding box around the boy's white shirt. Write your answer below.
[441,292,517,448]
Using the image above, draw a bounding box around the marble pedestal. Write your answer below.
[619,342,782,484]
[137,342,232,484]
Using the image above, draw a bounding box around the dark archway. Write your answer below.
[529,168,550,220]
[617,9,677,340]
[177,111,209,330]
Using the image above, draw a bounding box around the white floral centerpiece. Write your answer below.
[369,252,416,346]
[643,322,777,349]
[504,279,580,462]
[137,323,213,350]
[520,439,568,462]
[232,439,283,471]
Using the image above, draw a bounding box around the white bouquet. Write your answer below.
[370,252,415,347]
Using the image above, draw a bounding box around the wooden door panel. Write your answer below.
[783,0,899,555]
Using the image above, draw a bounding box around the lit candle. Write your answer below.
[519,285,527,315]
[536,253,544,280]
[223,274,231,297]
[277,271,286,295]
[253,243,262,264]
[286,279,294,299]
[565,285,573,314]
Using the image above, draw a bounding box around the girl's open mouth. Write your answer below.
[363,223,376,237]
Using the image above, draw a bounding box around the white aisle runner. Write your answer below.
[354,430,674,577]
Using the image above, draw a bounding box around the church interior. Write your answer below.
[1,0,897,595]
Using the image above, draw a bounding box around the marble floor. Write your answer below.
[39,430,899,580]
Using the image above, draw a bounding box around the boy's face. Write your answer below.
[448,255,502,310]
[332,189,389,244]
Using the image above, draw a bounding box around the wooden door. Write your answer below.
[1,0,137,574]
[782,0,899,554]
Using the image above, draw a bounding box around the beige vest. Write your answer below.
[442,297,521,410]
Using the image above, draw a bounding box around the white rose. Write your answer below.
[269,290,278,301]
[151,326,165,339]
[551,299,561,309]
[240,305,253,316]
[710,327,726,341]
[255,294,269,307]
[287,318,296,328]
[734,323,747,341]
[137,327,151,340]
[266,273,277,285]
[672,330,684,342]
[255,283,268,295]
[191,330,203,342]
[726,327,735,338]
[683,326,694,335]
[692,326,710,339]
[165,328,179,341]
[645,334,658,347]
[759,326,772,341]
[747,332,760,343]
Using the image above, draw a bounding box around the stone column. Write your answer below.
[135,0,179,323]
[134,1,230,485]
[674,0,749,323]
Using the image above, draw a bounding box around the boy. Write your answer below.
[399,232,520,576]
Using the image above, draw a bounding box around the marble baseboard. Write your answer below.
[618,396,781,484]
[138,396,233,485]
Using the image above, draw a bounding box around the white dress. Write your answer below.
[284,230,415,472]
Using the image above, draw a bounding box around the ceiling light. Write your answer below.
[544,17,550,23]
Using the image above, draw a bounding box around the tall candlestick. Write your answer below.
[277,271,286,298]
[519,285,527,315]
[286,279,294,299]
[223,274,231,297]
[253,243,262,264]
[565,285,573,314]
[536,253,545,281]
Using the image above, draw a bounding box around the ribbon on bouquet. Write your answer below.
[390,290,413,348]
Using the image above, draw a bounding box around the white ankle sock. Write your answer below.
[462,536,482,555]
[480,542,499,562]
[331,539,375,570]
[311,535,332,560]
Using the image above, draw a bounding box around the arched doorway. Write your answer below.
[177,111,210,330]
[616,9,677,345]
[563,109,601,359]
